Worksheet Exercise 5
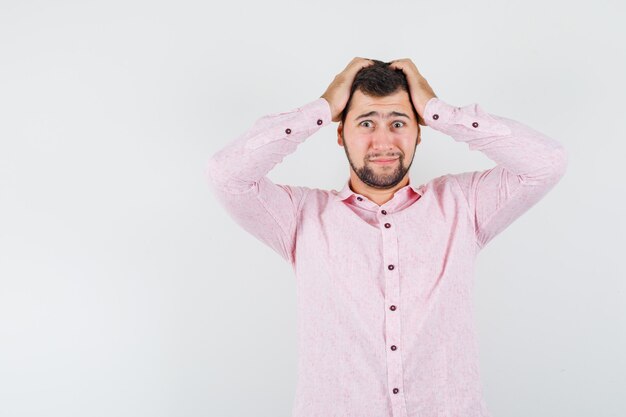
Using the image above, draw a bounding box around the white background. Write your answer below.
[1,0,624,416]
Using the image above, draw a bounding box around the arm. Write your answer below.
[423,97,568,249]
[206,98,331,264]
[388,58,568,249]
[208,57,375,264]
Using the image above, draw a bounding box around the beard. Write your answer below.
[342,131,417,189]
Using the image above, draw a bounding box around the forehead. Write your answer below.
[349,89,413,116]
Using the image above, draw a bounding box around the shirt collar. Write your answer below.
[334,177,423,202]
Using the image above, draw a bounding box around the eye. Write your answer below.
[360,120,373,128]
[393,121,405,128]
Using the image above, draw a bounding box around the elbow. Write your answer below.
[206,153,225,189]
[518,144,568,186]
[535,145,568,187]
[206,155,217,183]
[206,153,253,194]
[551,145,569,180]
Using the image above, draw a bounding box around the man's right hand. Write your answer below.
[321,57,375,123]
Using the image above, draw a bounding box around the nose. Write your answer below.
[371,128,395,150]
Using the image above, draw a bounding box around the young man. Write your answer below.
[207,57,567,417]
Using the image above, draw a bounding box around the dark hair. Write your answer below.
[340,59,419,125]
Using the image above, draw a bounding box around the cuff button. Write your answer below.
[472,122,479,128]
[317,119,323,125]
[285,128,292,134]
[432,114,439,120]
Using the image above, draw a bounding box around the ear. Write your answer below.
[337,122,344,147]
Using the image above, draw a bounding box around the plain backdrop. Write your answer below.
[1,0,624,416]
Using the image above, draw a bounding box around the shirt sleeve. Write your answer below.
[206,98,332,264]
[423,97,568,249]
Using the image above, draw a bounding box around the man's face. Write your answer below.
[338,89,421,189]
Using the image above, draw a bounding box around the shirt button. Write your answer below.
[393,388,399,394]
[381,209,387,215]
[389,305,396,311]
[391,345,397,351]
[356,196,363,201]
[317,119,323,125]
[285,128,292,134]
[432,114,439,120]
[384,223,391,228]
[388,264,394,270]
[472,122,479,128]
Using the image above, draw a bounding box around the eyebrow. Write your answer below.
[355,111,411,121]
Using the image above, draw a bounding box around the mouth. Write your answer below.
[370,158,398,164]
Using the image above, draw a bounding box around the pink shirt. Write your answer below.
[207,96,567,417]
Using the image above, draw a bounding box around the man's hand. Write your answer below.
[388,59,437,126]
[321,57,376,123]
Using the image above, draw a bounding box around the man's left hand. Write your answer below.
[388,59,437,126]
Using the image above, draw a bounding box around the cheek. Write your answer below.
[399,135,418,151]
[345,138,370,154]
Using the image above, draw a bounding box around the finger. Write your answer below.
[350,57,371,66]
[344,58,364,73]
[343,57,363,71]
[349,59,375,74]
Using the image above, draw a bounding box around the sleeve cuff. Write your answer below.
[300,97,333,129]
[244,98,332,150]
[423,97,512,139]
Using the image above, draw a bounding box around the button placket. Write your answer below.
[380,211,407,416]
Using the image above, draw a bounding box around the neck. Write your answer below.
[348,172,410,206]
